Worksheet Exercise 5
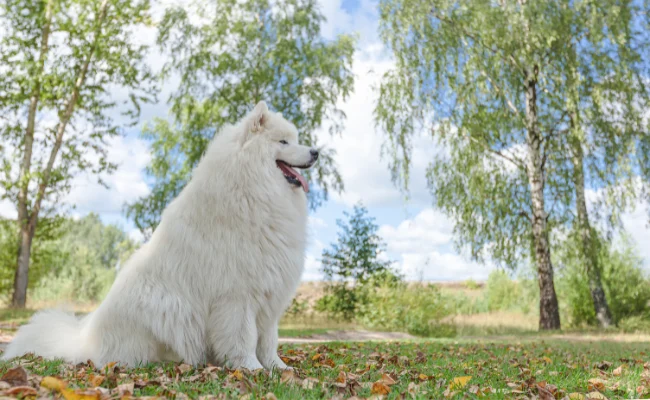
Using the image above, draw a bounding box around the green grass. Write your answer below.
[2,339,649,399]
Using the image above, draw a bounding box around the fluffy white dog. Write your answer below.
[3,101,318,370]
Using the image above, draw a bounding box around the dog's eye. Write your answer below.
[279,140,288,145]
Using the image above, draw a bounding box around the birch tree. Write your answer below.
[126,0,355,235]
[0,0,156,307]
[374,0,649,329]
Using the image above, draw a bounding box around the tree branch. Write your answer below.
[28,0,110,234]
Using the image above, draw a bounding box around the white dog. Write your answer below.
[3,101,317,370]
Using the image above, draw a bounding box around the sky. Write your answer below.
[1,0,648,281]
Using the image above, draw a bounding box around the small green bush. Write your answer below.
[486,270,523,312]
[555,233,650,327]
[358,282,456,337]
[618,314,650,333]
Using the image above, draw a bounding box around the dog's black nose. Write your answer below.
[310,149,319,160]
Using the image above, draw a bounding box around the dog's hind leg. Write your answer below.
[208,300,263,370]
[130,283,208,365]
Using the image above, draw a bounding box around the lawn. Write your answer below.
[1,339,649,399]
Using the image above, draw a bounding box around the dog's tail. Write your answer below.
[2,309,92,363]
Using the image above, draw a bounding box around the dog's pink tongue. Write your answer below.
[279,162,309,193]
[292,167,309,193]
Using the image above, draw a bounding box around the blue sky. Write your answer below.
[1,0,648,281]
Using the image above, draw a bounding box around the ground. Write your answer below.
[1,330,650,399]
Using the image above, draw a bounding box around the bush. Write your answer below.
[618,314,650,333]
[555,233,650,327]
[358,281,456,337]
[486,270,523,312]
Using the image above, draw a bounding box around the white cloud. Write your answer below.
[379,208,494,281]
[64,135,151,216]
[319,49,437,208]
[621,204,650,270]
[0,200,17,219]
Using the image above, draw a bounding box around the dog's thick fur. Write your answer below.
[3,101,317,370]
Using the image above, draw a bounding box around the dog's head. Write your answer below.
[241,101,318,193]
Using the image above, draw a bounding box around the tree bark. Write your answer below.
[12,0,54,308]
[570,136,613,328]
[12,0,110,307]
[524,67,561,330]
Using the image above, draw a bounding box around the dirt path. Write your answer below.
[2,331,649,352]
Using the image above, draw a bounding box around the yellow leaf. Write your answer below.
[588,378,606,392]
[586,392,608,400]
[87,374,105,387]
[449,376,472,390]
[61,388,101,400]
[231,369,244,380]
[311,353,322,361]
[41,376,67,391]
[542,356,552,364]
[418,373,428,381]
[380,373,397,386]
[568,394,585,400]
[371,382,391,395]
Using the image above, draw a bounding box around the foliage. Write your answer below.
[126,0,355,235]
[0,214,138,304]
[555,232,650,327]
[0,217,68,300]
[358,281,456,337]
[0,0,157,306]
[318,203,400,320]
[485,270,523,313]
[374,0,650,329]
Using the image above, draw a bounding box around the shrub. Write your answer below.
[485,270,523,312]
[618,314,650,333]
[555,233,650,327]
[358,281,456,337]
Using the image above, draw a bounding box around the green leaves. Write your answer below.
[126,0,355,235]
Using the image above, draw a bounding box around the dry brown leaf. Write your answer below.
[379,373,397,386]
[587,378,606,392]
[536,383,554,400]
[87,374,105,387]
[0,366,28,387]
[262,393,278,400]
[302,377,319,390]
[612,365,624,376]
[117,382,135,396]
[596,361,612,370]
[417,373,428,381]
[371,382,391,395]
[279,369,301,385]
[568,393,585,400]
[4,385,38,397]
[335,371,346,385]
[586,392,608,400]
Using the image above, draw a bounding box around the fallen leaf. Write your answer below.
[301,377,319,390]
[595,361,612,371]
[536,383,554,400]
[612,365,624,376]
[61,388,102,400]
[280,369,301,385]
[449,376,471,390]
[117,382,135,396]
[262,393,278,400]
[568,394,585,400]
[587,378,606,392]
[87,374,105,387]
[418,374,429,381]
[379,373,397,386]
[231,369,244,381]
[5,385,38,397]
[177,364,192,374]
[586,392,608,400]
[41,376,68,391]
[371,382,391,395]
[0,366,28,387]
[542,356,552,364]
[335,371,346,385]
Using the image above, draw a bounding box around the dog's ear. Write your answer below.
[249,101,269,133]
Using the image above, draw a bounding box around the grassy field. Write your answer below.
[1,339,649,399]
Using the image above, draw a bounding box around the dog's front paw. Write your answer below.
[229,356,264,371]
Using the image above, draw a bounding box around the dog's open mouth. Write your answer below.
[276,160,309,193]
